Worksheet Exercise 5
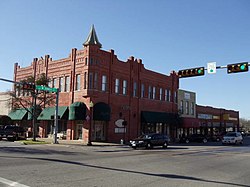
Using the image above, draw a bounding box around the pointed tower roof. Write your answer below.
[83,25,102,48]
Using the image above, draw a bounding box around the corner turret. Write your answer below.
[83,25,102,48]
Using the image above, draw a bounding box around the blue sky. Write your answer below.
[0,0,250,119]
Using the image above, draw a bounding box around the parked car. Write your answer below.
[180,134,208,144]
[129,133,170,149]
[0,125,26,141]
[209,133,225,142]
[222,132,243,145]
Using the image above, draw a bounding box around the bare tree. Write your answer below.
[9,73,56,140]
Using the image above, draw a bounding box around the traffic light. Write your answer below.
[22,83,35,91]
[227,62,248,74]
[178,67,205,78]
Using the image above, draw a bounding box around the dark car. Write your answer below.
[0,125,26,141]
[180,134,208,144]
[129,133,170,149]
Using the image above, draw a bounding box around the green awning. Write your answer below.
[37,106,68,120]
[141,111,175,123]
[93,102,110,121]
[8,109,28,120]
[69,102,86,120]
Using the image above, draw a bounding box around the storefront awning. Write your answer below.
[37,106,68,120]
[93,102,110,121]
[141,111,175,123]
[8,109,28,120]
[69,102,86,120]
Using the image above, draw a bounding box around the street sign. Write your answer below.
[207,62,216,74]
[36,85,58,92]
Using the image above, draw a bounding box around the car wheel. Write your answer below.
[146,143,152,149]
[163,142,168,148]
[185,139,189,143]
[203,138,207,143]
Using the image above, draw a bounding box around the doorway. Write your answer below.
[93,121,106,141]
[76,124,83,140]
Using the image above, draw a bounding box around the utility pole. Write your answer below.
[32,90,37,141]
[53,88,59,144]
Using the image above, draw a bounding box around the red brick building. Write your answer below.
[196,105,239,137]
[13,25,179,143]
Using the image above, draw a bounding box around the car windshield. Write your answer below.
[4,126,15,130]
[138,134,152,139]
[225,132,236,137]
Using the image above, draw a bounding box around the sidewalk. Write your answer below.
[36,138,123,146]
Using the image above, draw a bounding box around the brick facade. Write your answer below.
[13,26,179,143]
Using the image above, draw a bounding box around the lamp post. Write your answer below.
[87,101,94,146]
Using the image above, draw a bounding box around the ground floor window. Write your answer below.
[142,123,170,136]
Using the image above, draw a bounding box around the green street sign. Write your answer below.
[36,85,58,92]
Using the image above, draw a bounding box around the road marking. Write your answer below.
[0,177,30,187]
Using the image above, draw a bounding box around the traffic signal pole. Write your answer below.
[53,88,59,144]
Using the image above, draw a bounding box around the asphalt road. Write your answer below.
[0,137,250,187]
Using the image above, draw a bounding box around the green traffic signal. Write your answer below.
[227,62,248,74]
[240,64,247,71]
[178,67,205,78]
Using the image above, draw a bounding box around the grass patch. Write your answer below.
[19,140,50,145]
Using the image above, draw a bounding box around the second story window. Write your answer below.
[122,80,127,95]
[148,86,152,99]
[89,73,93,89]
[165,89,171,102]
[52,78,57,88]
[152,86,156,99]
[191,102,195,115]
[102,75,107,91]
[115,78,119,94]
[84,72,87,89]
[180,100,184,114]
[159,88,163,101]
[85,57,88,65]
[185,101,189,115]
[133,82,137,97]
[48,80,52,88]
[59,77,63,92]
[65,76,70,92]
[76,74,80,91]
[94,73,98,89]
[141,84,145,98]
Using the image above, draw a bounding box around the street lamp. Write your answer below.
[87,101,94,146]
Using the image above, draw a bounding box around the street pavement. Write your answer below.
[0,136,250,187]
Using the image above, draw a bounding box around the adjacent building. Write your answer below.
[178,89,239,139]
[0,92,12,126]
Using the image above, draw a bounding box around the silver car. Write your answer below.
[222,132,243,145]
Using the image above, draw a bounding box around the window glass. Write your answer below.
[65,76,70,92]
[122,80,127,95]
[133,82,137,97]
[76,74,80,91]
[141,84,145,98]
[102,75,107,91]
[94,73,98,89]
[159,88,162,100]
[115,78,119,94]
[89,73,93,89]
